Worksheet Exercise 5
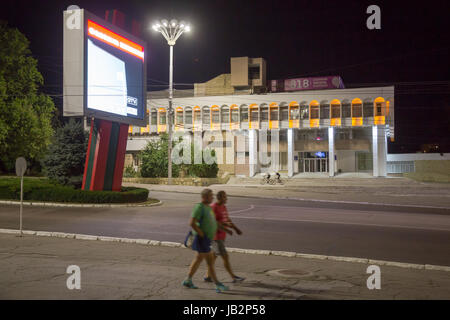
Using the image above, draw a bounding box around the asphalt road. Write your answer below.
[1,191,449,266]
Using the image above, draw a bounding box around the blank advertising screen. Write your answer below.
[86,20,145,122]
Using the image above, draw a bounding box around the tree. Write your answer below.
[42,119,88,188]
[140,133,181,178]
[0,21,55,172]
[140,134,218,178]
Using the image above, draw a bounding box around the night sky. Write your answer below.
[1,0,449,153]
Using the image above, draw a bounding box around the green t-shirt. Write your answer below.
[191,203,217,240]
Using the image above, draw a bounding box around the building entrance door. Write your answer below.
[299,152,328,173]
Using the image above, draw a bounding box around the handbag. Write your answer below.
[183,204,205,248]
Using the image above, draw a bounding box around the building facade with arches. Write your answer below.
[126,86,395,177]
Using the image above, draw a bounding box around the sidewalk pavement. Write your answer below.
[124,177,450,208]
[1,233,449,299]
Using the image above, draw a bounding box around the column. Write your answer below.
[372,125,387,177]
[328,127,335,177]
[249,129,258,177]
[271,130,280,172]
[287,128,294,177]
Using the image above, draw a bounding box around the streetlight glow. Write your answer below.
[150,18,191,184]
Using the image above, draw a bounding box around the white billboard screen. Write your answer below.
[86,19,145,122]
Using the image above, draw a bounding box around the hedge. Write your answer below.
[0,178,149,204]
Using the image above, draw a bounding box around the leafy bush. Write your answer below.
[185,148,219,178]
[140,134,218,178]
[123,165,138,178]
[140,133,180,178]
[41,119,88,188]
[0,177,149,203]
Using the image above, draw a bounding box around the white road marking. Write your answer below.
[228,205,255,214]
[285,197,450,210]
[228,214,450,232]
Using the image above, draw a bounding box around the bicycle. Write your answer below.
[260,174,276,185]
[273,177,284,185]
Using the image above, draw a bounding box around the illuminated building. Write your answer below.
[126,58,394,177]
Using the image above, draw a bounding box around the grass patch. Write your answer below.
[0,177,150,203]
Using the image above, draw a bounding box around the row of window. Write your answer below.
[133,98,389,133]
[154,98,388,124]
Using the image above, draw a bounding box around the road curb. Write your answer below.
[0,199,163,208]
[135,187,450,211]
[1,228,449,272]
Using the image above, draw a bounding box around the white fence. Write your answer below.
[386,161,415,173]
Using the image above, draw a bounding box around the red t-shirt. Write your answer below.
[211,203,230,241]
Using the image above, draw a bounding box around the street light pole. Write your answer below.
[151,19,190,185]
[168,44,173,183]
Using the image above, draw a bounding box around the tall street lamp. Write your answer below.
[151,19,190,185]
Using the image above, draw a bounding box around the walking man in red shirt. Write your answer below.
[204,191,245,283]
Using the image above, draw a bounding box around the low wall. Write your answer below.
[123,176,230,186]
[404,160,450,183]
[414,160,450,175]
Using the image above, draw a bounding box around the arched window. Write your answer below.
[309,100,319,119]
[230,104,239,130]
[330,99,341,126]
[211,105,220,130]
[374,97,386,125]
[280,104,289,121]
[269,103,279,129]
[289,102,299,120]
[221,105,230,123]
[330,99,341,118]
[270,103,279,121]
[249,104,259,128]
[240,105,248,122]
[211,105,220,124]
[150,108,157,125]
[175,107,184,126]
[288,101,299,129]
[341,100,351,118]
[300,102,309,120]
[320,101,330,119]
[351,98,363,118]
[363,99,373,117]
[193,106,201,124]
[351,98,363,126]
[185,107,193,125]
[374,97,386,116]
[157,108,167,133]
[230,104,239,123]
[158,108,166,125]
[260,104,269,121]
[202,106,210,124]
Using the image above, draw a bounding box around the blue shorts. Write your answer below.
[192,235,211,253]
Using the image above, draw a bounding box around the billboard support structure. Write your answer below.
[82,119,129,191]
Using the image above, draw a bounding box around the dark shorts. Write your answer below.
[212,240,227,256]
[192,235,211,253]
